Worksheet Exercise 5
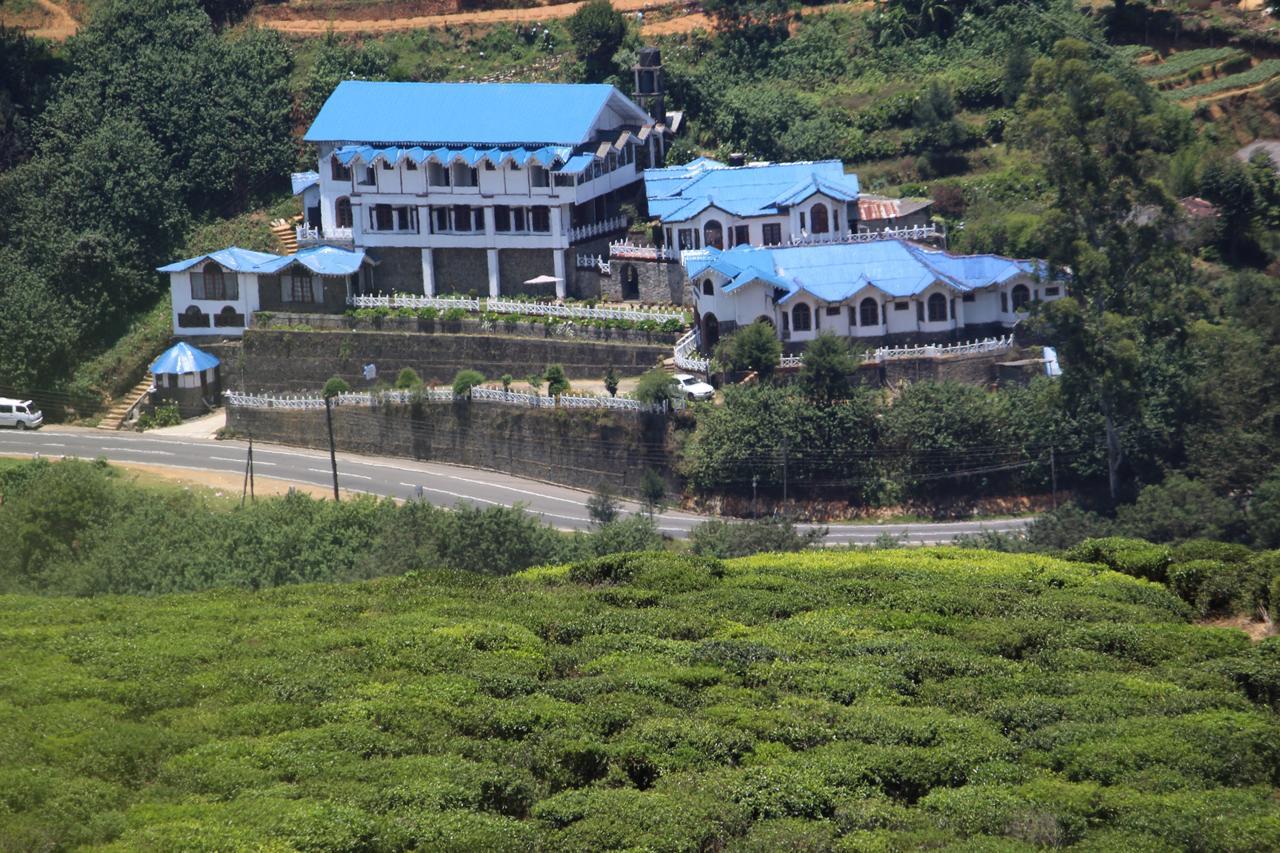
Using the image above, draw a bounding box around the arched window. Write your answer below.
[927,293,948,322]
[810,203,830,235]
[335,197,353,229]
[702,279,714,296]
[179,305,210,328]
[703,313,720,348]
[792,303,812,332]
[202,263,226,301]
[622,265,639,301]
[859,297,879,327]
[1012,284,1031,311]
[703,219,724,250]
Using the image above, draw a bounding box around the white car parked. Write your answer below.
[0,398,43,430]
[671,374,715,402]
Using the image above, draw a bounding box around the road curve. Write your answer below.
[0,427,1033,545]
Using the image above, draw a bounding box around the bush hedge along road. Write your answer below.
[1,549,1278,849]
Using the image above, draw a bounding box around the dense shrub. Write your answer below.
[1067,537,1173,582]
[689,517,826,558]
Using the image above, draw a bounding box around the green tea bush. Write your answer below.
[1067,537,1173,582]
[3,547,1279,847]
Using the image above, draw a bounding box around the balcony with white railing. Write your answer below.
[568,215,628,244]
[609,240,680,262]
[297,224,354,246]
[786,223,944,247]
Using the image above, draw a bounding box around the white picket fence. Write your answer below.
[349,292,688,324]
[226,387,682,414]
[568,215,628,243]
[870,334,1013,361]
[670,331,1014,376]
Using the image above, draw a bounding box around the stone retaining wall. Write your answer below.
[228,401,676,496]
[239,328,670,393]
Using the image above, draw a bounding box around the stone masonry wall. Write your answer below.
[499,248,556,296]
[261,312,681,347]
[240,329,670,392]
[227,401,676,495]
[368,247,424,293]
[434,248,489,295]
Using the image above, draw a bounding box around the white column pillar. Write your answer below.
[483,206,496,238]
[421,248,435,297]
[953,293,965,332]
[550,206,565,246]
[553,251,567,300]
[487,249,500,298]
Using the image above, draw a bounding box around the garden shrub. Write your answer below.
[1067,537,1173,582]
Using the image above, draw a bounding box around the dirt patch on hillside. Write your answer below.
[3,0,78,40]
[1200,614,1274,643]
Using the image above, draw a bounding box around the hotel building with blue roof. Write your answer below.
[300,80,672,300]
[686,240,1064,349]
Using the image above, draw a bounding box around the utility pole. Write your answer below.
[325,395,340,502]
[1050,445,1058,510]
[752,474,759,518]
[248,436,255,503]
[241,441,251,507]
[781,439,789,508]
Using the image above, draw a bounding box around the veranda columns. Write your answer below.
[421,248,435,297]
[487,249,500,297]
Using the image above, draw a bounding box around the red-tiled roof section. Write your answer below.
[859,195,933,221]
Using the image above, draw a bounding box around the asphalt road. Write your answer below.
[0,427,1034,545]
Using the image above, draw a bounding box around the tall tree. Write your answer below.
[1012,38,1191,501]
[566,0,627,83]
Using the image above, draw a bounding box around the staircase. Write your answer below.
[97,374,154,430]
[270,216,301,254]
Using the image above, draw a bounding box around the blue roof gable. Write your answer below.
[695,240,1044,304]
[645,160,860,223]
[156,247,282,274]
[304,81,646,146]
[151,342,220,375]
[159,245,367,277]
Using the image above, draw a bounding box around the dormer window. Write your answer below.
[359,166,376,186]
[405,160,417,170]
[381,160,394,170]
[530,165,549,188]
[331,157,351,181]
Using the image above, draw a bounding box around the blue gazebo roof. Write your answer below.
[151,342,220,375]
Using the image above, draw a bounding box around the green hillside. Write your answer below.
[2,549,1278,849]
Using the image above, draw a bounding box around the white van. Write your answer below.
[0,398,43,430]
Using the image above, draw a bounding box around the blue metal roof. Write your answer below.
[694,240,1043,304]
[156,247,283,274]
[160,245,366,277]
[256,245,368,277]
[305,81,647,146]
[151,342,220,375]
[291,171,320,195]
[645,160,861,223]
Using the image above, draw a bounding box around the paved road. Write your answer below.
[0,428,1033,545]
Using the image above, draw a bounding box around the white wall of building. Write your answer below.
[169,267,258,338]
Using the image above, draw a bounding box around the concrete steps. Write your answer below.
[270,217,299,254]
[96,374,153,430]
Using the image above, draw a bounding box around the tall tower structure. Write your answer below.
[632,47,666,123]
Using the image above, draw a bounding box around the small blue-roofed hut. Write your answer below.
[149,342,222,417]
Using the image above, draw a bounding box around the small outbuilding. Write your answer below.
[150,342,222,418]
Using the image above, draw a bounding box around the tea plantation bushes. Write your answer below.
[2,549,1279,848]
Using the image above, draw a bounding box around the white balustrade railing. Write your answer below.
[575,253,611,275]
[349,293,689,324]
[670,332,1014,377]
[609,240,680,262]
[786,223,943,247]
[674,329,710,373]
[349,293,483,312]
[568,215,628,243]
[226,386,682,415]
[296,225,354,244]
